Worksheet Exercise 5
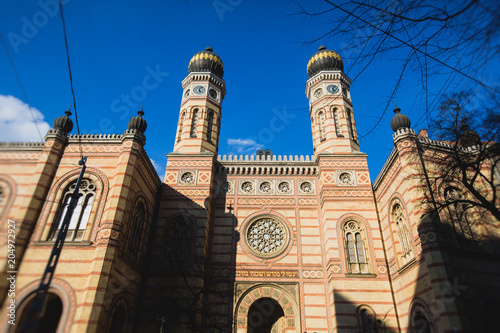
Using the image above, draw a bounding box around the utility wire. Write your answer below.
[0,34,44,142]
[58,0,83,158]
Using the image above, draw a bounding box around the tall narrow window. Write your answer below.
[177,111,185,142]
[318,111,326,141]
[49,179,96,241]
[347,109,356,142]
[168,215,193,267]
[332,108,342,137]
[393,203,414,264]
[344,221,369,273]
[206,111,214,142]
[190,109,199,138]
[444,187,476,250]
[125,201,146,262]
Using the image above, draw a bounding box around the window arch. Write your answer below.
[343,221,370,273]
[318,111,326,141]
[409,302,434,333]
[346,108,357,142]
[177,111,186,142]
[48,179,96,241]
[190,108,199,138]
[167,214,194,269]
[392,203,414,265]
[444,186,477,250]
[206,110,214,142]
[109,303,127,333]
[124,200,147,262]
[357,305,377,333]
[332,107,342,137]
[16,292,63,333]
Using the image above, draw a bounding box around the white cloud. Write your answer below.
[227,138,264,154]
[0,95,50,142]
[150,158,165,181]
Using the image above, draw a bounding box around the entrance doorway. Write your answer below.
[247,298,285,333]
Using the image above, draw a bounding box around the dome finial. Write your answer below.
[205,45,213,52]
[393,103,401,114]
[138,105,144,116]
[319,43,326,51]
[65,105,72,116]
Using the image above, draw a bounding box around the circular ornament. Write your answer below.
[245,217,289,258]
[260,182,271,193]
[339,172,351,184]
[278,182,291,193]
[181,172,195,184]
[327,84,339,94]
[193,85,206,94]
[300,182,313,193]
[209,88,218,99]
[241,181,253,193]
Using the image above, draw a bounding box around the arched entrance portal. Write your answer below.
[16,293,63,333]
[234,284,300,333]
[247,298,285,333]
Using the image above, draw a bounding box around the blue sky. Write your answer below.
[1,0,498,180]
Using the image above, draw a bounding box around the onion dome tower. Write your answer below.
[390,106,411,132]
[128,107,148,133]
[307,45,344,77]
[188,46,224,79]
[53,109,74,134]
[174,46,226,154]
[305,45,359,155]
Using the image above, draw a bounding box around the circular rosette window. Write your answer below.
[243,217,290,259]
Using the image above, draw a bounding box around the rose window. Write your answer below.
[181,172,195,184]
[241,181,253,193]
[300,182,312,193]
[245,218,288,257]
[260,182,271,193]
[278,182,291,193]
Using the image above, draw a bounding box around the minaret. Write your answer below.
[305,45,359,156]
[173,46,226,154]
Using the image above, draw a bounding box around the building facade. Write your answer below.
[0,46,499,333]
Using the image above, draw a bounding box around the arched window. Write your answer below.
[346,108,357,142]
[125,201,146,262]
[444,186,476,250]
[409,303,434,333]
[332,108,342,137]
[318,111,326,141]
[190,109,199,138]
[17,292,63,333]
[168,215,193,268]
[392,203,414,265]
[177,111,185,142]
[357,305,376,333]
[344,221,369,273]
[49,179,96,241]
[206,111,214,142]
[109,303,127,333]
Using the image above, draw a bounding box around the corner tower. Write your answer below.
[305,45,359,156]
[174,46,226,154]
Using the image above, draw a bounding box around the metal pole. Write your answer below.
[20,156,87,332]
